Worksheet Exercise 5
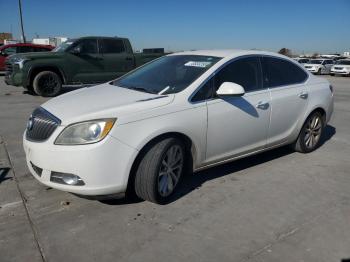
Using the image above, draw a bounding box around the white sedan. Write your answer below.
[330,59,350,76]
[304,59,334,75]
[23,50,334,204]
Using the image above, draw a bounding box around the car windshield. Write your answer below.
[309,60,323,64]
[52,39,76,52]
[112,55,221,94]
[336,60,350,65]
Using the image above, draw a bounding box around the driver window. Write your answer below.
[75,39,98,54]
[214,57,262,93]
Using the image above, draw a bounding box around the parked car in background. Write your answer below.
[23,50,334,204]
[4,36,165,97]
[304,59,334,75]
[330,59,350,76]
[293,58,310,65]
[0,43,53,71]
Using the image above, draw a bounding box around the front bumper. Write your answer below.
[23,132,138,196]
[330,70,350,75]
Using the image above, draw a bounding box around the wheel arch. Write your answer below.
[125,131,197,197]
[28,65,66,87]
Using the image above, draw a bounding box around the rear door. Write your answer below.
[99,38,134,81]
[261,56,309,146]
[205,56,271,164]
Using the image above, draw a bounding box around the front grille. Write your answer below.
[26,107,61,142]
[334,67,343,70]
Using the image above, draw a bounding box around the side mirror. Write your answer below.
[216,82,245,97]
[0,50,7,56]
[70,46,81,55]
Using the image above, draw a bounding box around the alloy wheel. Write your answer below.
[158,144,184,197]
[304,115,322,149]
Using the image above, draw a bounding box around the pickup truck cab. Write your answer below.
[5,36,164,96]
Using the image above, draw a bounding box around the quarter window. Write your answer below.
[192,79,213,102]
[262,57,308,88]
[214,57,262,93]
[100,39,125,54]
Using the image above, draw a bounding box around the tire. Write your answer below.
[292,111,324,153]
[33,71,62,97]
[317,69,322,75]
[330,73,334,76]
[134,137,186,204]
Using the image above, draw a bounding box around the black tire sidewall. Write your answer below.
[33,71,62,97]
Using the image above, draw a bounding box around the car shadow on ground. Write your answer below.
[101,125,335,206]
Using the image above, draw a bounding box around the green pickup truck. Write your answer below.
[4,36,165,96]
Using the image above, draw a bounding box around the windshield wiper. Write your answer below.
[125,86,157,94]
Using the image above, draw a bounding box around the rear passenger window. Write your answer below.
[214,57,262,93]
[262,57,307,88]
[100,39,125,54]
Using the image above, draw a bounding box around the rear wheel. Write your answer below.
[292,111,324,153]
[134,138,185,204]
[33,71,62,97]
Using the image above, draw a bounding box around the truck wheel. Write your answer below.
[134,137,185,204]
[33,71,62,97]
[292,111,324,153]
[317,69,322,75]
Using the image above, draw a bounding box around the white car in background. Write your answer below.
[23,50,334,204]
[293,58,310,66]
[304,59,334,75]
[330,59,350,76]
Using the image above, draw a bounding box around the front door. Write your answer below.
[68,38,105,84]
[205,56,271,164]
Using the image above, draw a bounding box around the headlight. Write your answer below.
[55,119,116,145]
[13,57,30,69]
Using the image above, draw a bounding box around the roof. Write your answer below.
[169,49,289,59]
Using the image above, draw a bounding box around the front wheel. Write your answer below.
[292,111,324,153]
[317,68,322,75]
[33,71,62,97]
[134,138,185,204]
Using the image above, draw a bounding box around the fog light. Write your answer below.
[50,172,85,186]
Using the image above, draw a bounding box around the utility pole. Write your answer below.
[18,0,26,43]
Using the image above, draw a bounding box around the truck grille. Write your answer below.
[26,107,61,142]
[334,67,343,70]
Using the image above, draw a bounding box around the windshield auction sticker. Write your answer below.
[184,61,212,68]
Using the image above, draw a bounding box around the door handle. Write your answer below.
[256,101,269,110]
[299,91,308,99]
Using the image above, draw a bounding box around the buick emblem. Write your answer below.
[27,116,34,131]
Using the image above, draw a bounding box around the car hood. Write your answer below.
[8,51,61,62]
[41,83,174,125]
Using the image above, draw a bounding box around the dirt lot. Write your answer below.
[0,75,349,262]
